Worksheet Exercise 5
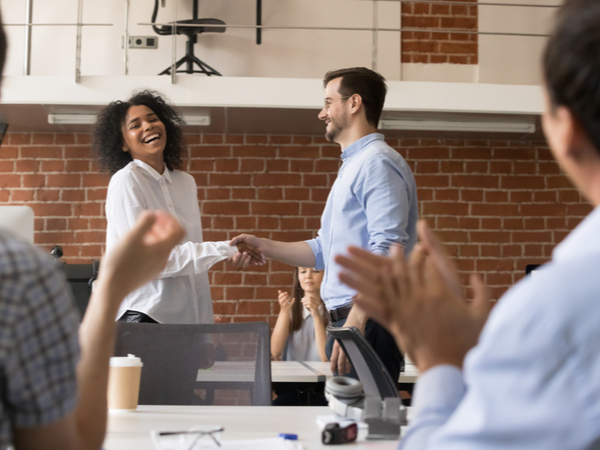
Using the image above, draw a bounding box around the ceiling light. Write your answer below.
[48,114,211,126]
[379,119,535,134]
[48,114,97,125]
[183,115,210,126]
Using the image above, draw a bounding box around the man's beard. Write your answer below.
[325,114,348,143]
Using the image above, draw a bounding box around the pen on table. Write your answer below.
[279,433,298,440]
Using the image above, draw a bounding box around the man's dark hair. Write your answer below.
[92,90,185,175]
[544,0,600,154]
[0,13,7,77]
[323,67,387,127]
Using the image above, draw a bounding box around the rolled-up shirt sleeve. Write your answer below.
[306,234,325,270]
[357,154,412,256]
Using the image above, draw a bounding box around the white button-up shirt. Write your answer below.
[105,160,236,324]
[306,133,418,310]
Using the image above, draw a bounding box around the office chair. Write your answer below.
[114,322,271,406]
[152,0,226,76]
[60,261,97,321]
[327,325,398,400]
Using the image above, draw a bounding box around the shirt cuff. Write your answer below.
[305,238,325,270]
[412,364,465,421]
[217,241,238,258]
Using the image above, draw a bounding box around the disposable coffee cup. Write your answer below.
[108,354,143,410]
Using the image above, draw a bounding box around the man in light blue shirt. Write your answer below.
[335,0,600,448]
[232,68,418,380]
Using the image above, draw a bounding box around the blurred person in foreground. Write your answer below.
[336,0,600,448]
[0,13,185,449]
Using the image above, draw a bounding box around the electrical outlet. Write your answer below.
[126,36,158,49]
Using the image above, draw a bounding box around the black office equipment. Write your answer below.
[327,325,399,400]
[152,0,226,76]
[61,263,95,320]
[327,326,405,439]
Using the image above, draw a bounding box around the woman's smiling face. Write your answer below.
[121,104,167,167]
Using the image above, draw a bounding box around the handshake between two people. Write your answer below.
[335,220,493,374]
[228,237,266,268]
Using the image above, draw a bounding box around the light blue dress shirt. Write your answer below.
[306,133,418,311]
[401,205,600,450]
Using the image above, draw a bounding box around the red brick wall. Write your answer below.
[401,0,478,64]
[0,132,589,326]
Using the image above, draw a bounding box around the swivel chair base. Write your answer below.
[158,54,221,76]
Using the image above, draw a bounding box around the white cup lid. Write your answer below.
[110,354,143,367]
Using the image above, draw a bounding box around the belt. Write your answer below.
[326,304,353,323]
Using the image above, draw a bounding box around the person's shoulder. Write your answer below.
[365,138,404,161]
[170,169,197,187]
[359,139,413,180]
[493,256,600,336]
[0,230,54,275]
[0,230,64,306]
[108,161,138,185]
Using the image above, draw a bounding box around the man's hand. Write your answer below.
[335,220,492,373]
[329,305,367,375]
[330,340,352,375]
[97,210,184,301]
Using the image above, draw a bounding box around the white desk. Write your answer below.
[303,361,420,384]
[105,405,399,450]
[196,361,322,383]
[196,361,418,384]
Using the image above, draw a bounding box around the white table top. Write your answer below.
[196,361,323,383]
[105,405,400,450]
[196,361,419,384]
[303,361,420,383]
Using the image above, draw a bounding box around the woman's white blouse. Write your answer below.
[105,159,236,324]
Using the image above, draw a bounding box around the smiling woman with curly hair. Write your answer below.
[92,90,185,175]
[93,91,262,324]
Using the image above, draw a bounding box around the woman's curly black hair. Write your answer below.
[92,90,185,175]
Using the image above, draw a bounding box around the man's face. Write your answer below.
[318,77,349,143]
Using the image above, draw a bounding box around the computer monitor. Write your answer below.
[0,206,34,244]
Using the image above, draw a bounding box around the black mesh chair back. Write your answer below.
[151,0,226,76]
[61,263,94,320]
[327,325,398,399]
[114,322,271,406]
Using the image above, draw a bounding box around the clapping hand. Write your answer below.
[335,220,492,373]
[301,295,321,315]
[277,290,295,315]
[97,210,184,302]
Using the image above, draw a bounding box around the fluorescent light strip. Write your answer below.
[379,119,535,133]
[48,114,211,126]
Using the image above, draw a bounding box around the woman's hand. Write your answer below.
[277,290,295,315]
[301,295,321,315]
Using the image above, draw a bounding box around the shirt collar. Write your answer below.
[341,133,384,161]
[132,159,171,183]
[553,204,600,263]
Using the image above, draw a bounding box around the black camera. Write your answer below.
[321,422,358,445]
